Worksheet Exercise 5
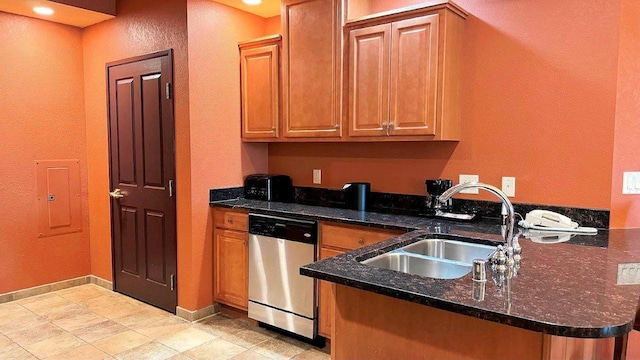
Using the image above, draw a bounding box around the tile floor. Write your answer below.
[0,285,330,360]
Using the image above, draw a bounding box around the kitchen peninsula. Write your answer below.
[211,196,640,360]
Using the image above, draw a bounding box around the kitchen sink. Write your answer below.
[362,252,472,279]
[401,239,496,264]
[360,238,496,280]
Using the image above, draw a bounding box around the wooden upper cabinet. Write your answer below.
[348,24,391,137]
[282,0,342,138]
[389,15,439,136]
[239,35,281,141]
[345,2,467,141]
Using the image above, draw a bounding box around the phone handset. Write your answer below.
[519,210,597,234]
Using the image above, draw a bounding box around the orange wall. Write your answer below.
[265,15,281,34]
[269,0,620,210]
[0,12,90,293]
[185,0,269,310]
[82,0,191,285]
[610,0,640,229]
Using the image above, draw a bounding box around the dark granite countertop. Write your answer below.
[210,198,640,338]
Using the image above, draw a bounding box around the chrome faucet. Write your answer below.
[438,182,518,265]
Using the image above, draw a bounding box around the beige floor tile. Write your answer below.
[113,308,171,329]
[134,316,190,340]
[114,341,178,360]
[45,344,112,360]
[23,332,86,359]
[72,320,128,343]
[0,347,38,360]
[291,349,330,360]
[0,334,20,354]
[229,350,273,360]
[158,327,216,352]
[0,304,34,327]
[56,285,110,303]
[51,309,108,332]
[221,327,277,349]
[42,303,89,321]
[166,355,195,360]
[5,322,66,347]
[92,330,152,356]
[0,313,49,335]
[184,338,246,360]
[193,315,250,337]
[19,294,74,316]
[92,302,147,320]
[77,294,128,311]
[252,336,309,360]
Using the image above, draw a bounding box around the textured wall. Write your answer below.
[269,0,620,210]
[265,15,281,34]
[185,0,268,310]
[0,12,90,293]
[610,0,640,229]
[82,0,190,284]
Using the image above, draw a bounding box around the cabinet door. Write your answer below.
[318,247,343,338]
[241,44,279,139]
[213,228,248,310]
[347,24,391,137]
[282,0,341,138]
[389,14,439,136]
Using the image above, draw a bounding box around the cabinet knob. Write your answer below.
[358,238,364,245]
[334,124,340,130]
[387,122,394,136]
[227,219,233,224]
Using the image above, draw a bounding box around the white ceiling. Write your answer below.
[0,0,114,28]
[211,0,280,18]
[0,0,279,29]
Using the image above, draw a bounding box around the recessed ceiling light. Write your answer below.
[243,0,262,5]
[33,7,54,15]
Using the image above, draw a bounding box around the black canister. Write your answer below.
[425,179,453,212]
[343,182,371,211]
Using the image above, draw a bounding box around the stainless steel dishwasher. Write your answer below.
[247,213,318,340]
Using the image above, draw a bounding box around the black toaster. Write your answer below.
[244,174,293,202]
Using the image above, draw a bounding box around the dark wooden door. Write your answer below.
[107,50,177,313]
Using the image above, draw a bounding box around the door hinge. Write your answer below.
[165,82,172,100]
[169,179,174,197]
[170,274,175,291]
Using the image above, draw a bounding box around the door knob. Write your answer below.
[109,189,125,199]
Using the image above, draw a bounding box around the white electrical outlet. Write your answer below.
[313,169,322,184]
[502,177,516,197]
[458,175,479,194]
[623,172,640,194]
[617,263,640,285]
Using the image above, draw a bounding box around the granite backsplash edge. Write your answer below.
[209,186,609,229]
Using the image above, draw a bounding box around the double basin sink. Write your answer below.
[361,238,497,279]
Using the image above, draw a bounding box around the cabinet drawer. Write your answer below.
[214,209,248,231]
[320,222,402,250]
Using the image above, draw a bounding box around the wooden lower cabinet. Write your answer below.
[318,222,403,339]
[332,284,614,360]
[318,247,342,338]
[213,209,249,311]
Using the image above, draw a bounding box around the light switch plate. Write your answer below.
[458,175,479,194]
[617,263,640,285]
[313,169,322,184]
[502,177,516,197]
[623,172,640,194]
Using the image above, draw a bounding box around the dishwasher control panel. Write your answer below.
[248,213,317,244]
